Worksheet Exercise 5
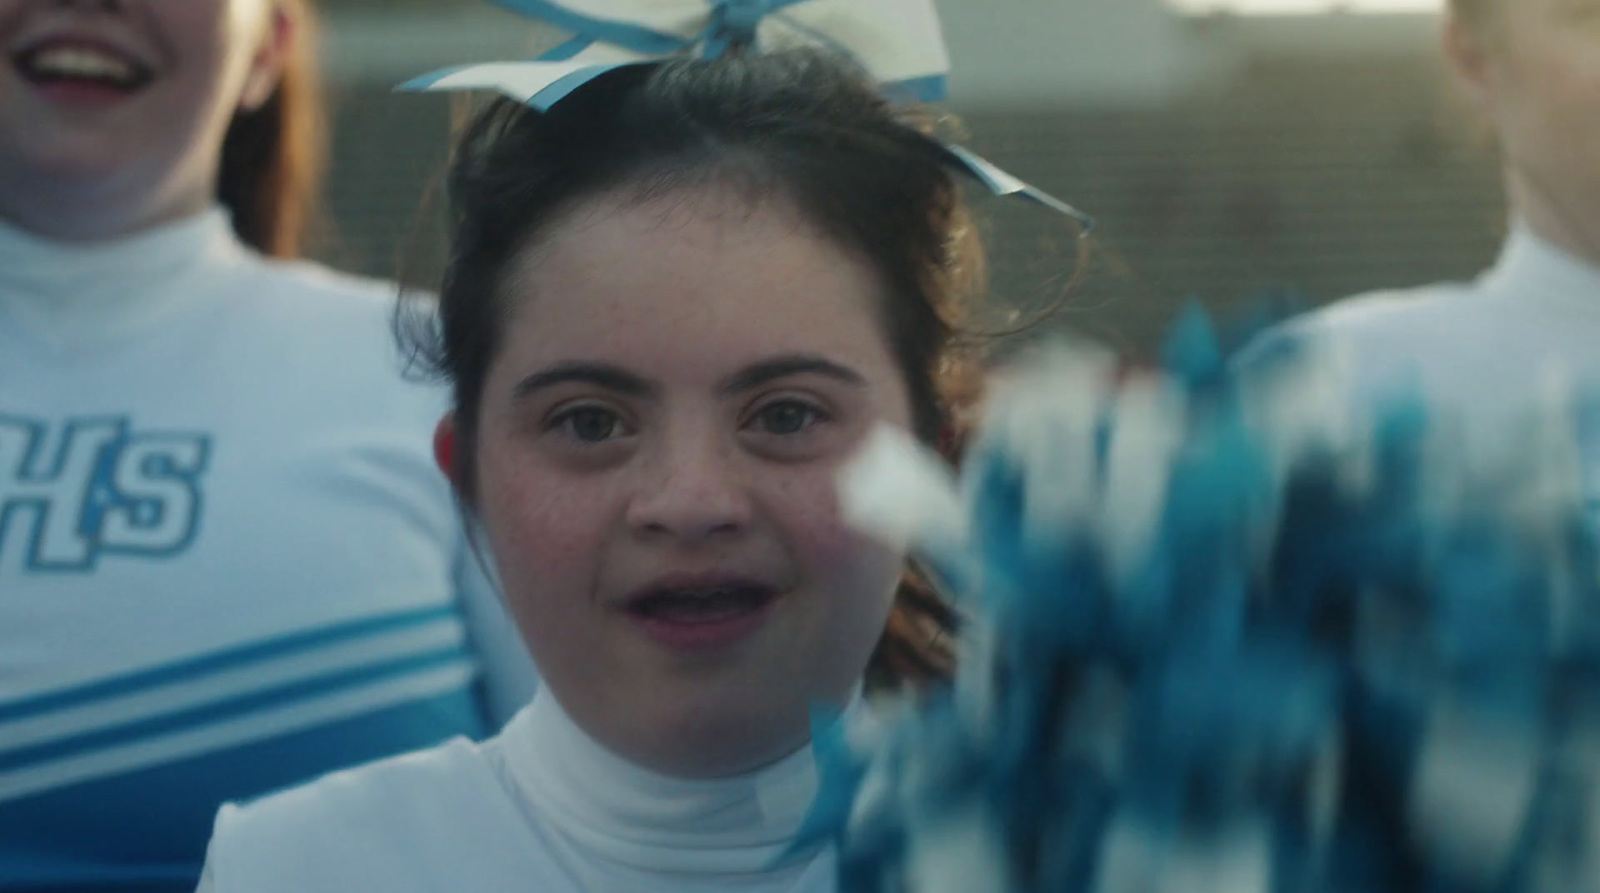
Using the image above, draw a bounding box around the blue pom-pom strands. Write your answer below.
[822,309,1600,893]
[396,0,1096,233]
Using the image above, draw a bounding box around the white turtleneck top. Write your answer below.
[195,687,839,893]
[1258,223,1600,522]
[0,210,537,892]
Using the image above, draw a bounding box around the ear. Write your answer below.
[1441,11,1498,115]
[238,3,295,114]
[434,413,461,488]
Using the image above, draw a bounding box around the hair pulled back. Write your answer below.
[218,0,326,258]
[410,49,985,687]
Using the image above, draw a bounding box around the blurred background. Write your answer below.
[309,0,1501,355]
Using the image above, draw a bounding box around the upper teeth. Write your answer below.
[29,47,137,81]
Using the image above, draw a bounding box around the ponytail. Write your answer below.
[217,0,327,259]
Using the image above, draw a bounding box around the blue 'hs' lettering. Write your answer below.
[0,415,211,572]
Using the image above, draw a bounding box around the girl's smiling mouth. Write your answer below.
[13,36,156,104]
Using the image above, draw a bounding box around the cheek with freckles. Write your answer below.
[473,440,624,617]
[765,464,855,562]
[766,465,904,621]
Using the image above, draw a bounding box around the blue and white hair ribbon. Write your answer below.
[398,0,1096,231]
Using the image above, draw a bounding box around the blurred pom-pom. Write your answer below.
[813,305,1600,893]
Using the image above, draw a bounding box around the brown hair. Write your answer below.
[217,0,327,259]
[405,51,989,690]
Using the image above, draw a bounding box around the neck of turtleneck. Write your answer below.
[0,207,247,351]
[1482,220,1600,313]
[497,686,837,879]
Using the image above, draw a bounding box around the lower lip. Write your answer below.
[628,598,777,651]
[26,78,142,110]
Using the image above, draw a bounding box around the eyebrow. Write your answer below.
[512,362,656,400]
[720,355,867,395]
[511,354,866,402]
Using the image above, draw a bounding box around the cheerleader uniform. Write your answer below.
[195,686,838,893]
[0,209,537,892]
[1260,222,1600,526]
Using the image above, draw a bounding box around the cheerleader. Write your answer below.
[0,2,536,890]
[189,0,1097,888]
[1261,0,1600,508]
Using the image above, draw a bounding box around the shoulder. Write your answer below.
[1237,281,1492,371]
[201,248,446,350]
[200,736,530,892]
[214,736,496,847]
[213,254,447,402]
[1289,281,1483,342]
[224,254,419,324]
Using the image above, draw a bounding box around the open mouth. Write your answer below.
[13,41,155,94]
[627,586,778,625]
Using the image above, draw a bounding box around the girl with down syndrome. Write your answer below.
[194,2,1092,891]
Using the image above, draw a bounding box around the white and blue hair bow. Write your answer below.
[399,0,1095,229]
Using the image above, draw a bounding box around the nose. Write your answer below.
[625,426,754,544]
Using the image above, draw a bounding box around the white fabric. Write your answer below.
[0,209,537,887]
[196,687,839,893]
[1257,222,1600,518]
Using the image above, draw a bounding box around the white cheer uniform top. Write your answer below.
[0,209,537,892]
[1258,222,1600,523]
[197,686,839,893]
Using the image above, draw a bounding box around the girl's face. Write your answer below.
[0,0,289,238]
[455,186,914,778]
[1453,0,1600,252]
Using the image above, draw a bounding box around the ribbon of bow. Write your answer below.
[399,0,1096,229]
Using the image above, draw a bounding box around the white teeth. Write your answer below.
[26,47,139,83]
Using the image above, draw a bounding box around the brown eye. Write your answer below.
[556,406,623,443]
[752,400,826,435]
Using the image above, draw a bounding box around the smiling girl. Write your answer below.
[194,46,981,893]
[0,2,535,890]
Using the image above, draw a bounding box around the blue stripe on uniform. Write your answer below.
[0,646,474,773]
[0,606,458,723]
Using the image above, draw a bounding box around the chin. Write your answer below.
[628,681,816,778]
[0,137,134,185]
